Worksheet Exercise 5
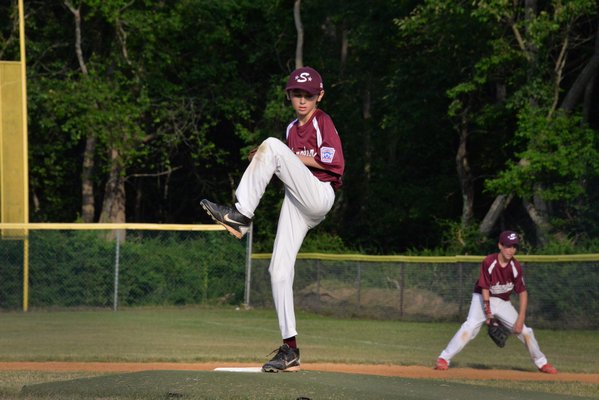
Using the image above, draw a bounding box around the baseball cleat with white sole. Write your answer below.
[262,344,301,372]
[200,199,252,239]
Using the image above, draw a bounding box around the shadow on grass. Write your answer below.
[21,370,587,400]
[465,363,532,372]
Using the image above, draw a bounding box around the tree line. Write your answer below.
[1,0,598,254]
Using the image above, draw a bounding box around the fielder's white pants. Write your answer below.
[439,293,548,369]
[235,137,335,339]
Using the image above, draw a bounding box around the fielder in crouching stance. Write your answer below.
[201,66,344,372]
[435,230,557,374]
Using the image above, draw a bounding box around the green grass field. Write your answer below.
[1,306,598,399]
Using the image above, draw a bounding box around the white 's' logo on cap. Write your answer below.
[508,233,517,241]
[296,72,312,83]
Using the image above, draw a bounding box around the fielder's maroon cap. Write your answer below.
[499,230,520,246]
[285,66,323,95]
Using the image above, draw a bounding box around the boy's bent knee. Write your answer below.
[262,137,284,148]
[520,326,534,336]
[254,138,285,159]
[460,320,484,338]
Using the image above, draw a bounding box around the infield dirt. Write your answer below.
[1,362,598,383]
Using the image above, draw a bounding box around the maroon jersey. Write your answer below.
[474,253,526,301]
[286,109,345,190]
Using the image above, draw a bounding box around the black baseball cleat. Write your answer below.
[262,344,301,372]
[200,199,252,239]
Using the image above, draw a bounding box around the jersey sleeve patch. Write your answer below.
[320,146,335,163]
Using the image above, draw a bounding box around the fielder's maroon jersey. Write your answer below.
[285,109,345,190]
[474,253,526,301]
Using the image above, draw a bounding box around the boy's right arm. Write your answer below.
[297,154,325,169]
[482,288,493,325]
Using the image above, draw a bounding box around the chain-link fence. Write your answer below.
[0,224,247,310]
[249,254,599,330]
[2,225,598,329]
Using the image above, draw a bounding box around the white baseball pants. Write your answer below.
[235,137,335,339]
[438,293,549,369]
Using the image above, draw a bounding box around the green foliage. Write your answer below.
[534,236,599,255]
[0,231,247,309]
[398,0,599,250]
[6,0,599,252]
[299,231,350,253]
[486,107,599,202]
[0,240,23,308]
[526,262,599,327]
[436,220,493,255]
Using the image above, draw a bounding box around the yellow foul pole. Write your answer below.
[18,0,30,312]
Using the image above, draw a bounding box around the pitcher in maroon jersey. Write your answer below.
[201,67,344,372]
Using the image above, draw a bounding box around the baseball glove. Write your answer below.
[487,318,510,348]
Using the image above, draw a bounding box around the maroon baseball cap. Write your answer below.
[285,66,323,95]
[499,230,520,246]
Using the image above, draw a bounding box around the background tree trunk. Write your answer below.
[99,148,126,224]
[80,136,96,222]
[560,23,599,114]
[360,77,372,216]
[456,107,474,228]
[293,0,303,69]
[64,0,96,223]
[479,194,513,237]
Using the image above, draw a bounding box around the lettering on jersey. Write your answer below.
[320,147,335,163]
[490,282,514,295]
[295,147,316,157]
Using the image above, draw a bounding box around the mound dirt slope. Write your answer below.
[1,362,598,383]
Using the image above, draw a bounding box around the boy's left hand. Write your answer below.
[513,319,524,334]
[248,146,258,161]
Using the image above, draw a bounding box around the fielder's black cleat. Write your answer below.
[200,199,252,239]
[262,344,301,372]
